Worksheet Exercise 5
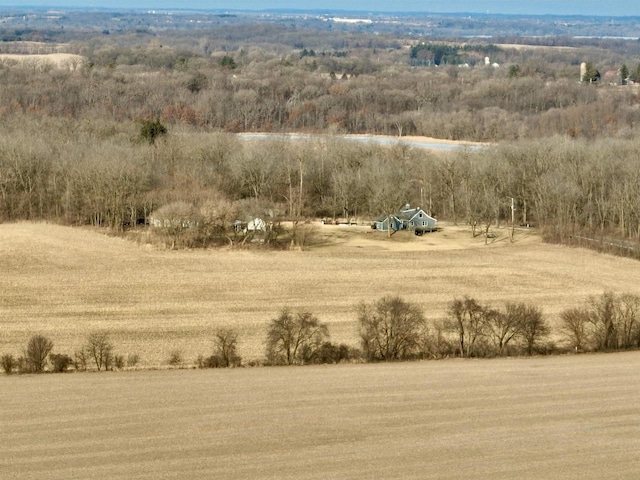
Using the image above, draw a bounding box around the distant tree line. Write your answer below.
[1,117,640,255]
[4,9,640,44]
[4,291,640,374]
[410,43,499,66]
[2,23,640,253]
[1,30,640,142]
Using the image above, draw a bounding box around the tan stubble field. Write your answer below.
[3,222,640,478]
[1,221,640,364]
[2,353,640,479]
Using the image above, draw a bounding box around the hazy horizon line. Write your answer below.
[2,4,640,19]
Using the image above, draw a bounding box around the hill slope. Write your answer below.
[1,222,639,364]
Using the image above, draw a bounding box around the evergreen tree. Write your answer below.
[582,62,600,83]
[140,119,167,144]
[620,64,629,85]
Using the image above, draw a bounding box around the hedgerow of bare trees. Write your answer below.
[447,298,550,357]
[2,291,640,376]
[559,292,640,352]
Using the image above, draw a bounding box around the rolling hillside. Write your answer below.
[2,222,639,365]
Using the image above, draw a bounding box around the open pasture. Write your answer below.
[2,353,640,479]
[1,222,640,365]
[0,53,85,69]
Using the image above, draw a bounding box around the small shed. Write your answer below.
[234,217,267,234]
[246,218,266,232]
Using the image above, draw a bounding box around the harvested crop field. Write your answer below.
[2,352,640,479]
[1,222,640,364]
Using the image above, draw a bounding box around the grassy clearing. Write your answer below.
[1,222,640,365]
[2,352,640,479]
[0,53,84,69]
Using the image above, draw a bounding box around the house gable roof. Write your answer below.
[397,205,436,223]
[374,213,399,223]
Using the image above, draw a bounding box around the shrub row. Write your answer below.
[3,291,639,375]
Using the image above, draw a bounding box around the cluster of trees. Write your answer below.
[1,332,124,375]
[409,43,500,66]
[5,291,639,375]
[0,327,243,374]
[358,295,551,360]
[264,309,356,365]
[281,291,640,363]
[2,116,640,254]
[560,291,640,352]
[1,25,640,142]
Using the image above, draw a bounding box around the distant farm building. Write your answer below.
[234,217,267,234]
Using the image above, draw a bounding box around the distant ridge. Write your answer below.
[1,2,639,18]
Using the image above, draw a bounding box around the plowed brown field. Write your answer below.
[2,353,640,479]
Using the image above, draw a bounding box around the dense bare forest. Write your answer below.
[1,9,640,254]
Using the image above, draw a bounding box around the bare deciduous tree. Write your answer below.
[588,291,618,351]
[1,354,16,375]
[25,335,54,373]
[560,307,591,352]
[358,295,426,361]
[448,296,488,357]
[518,304,550,355]
[485,304,520,356]
[168,350,183,367]
[214,328,241,367]
[266,309,328,365]
[85,332,114,371]
[586,292,640,351]
[616,293,640,349]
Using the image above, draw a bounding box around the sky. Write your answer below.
[3,1,640,17]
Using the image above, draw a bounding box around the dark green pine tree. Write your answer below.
[620,64,629,85]
[582,62,600,83]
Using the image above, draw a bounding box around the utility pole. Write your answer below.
[510,197,515,243]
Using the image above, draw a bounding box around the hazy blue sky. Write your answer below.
[3,1,640,17]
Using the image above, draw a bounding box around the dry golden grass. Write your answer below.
[495,43,578,51]
[0,53,85,69]
[1,221,640,365]
[2,353,640,479]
